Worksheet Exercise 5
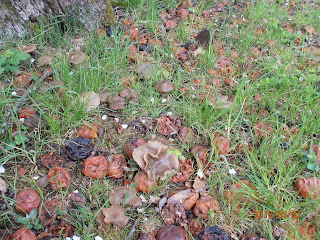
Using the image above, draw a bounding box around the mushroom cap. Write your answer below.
[102,205,129,226]
[38,56,52,66]
[154,81,175,93]
[108,94,126,110]
[22,44,37,53]
[68,51,87,65]
[132,140,179,180]
[99,89,112,103]
[119,88,139,100]
[79,91,100,112]
[109,186,141,206]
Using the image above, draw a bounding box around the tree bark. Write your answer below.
[0,0,114,40]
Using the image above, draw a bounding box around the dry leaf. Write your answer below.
[78,91,100,112]
[0,177,6,193]
[209,94,233,109]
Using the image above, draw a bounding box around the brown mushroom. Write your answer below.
[294,177,320,199]
[47,167,71,190]
[82,156,109,179]
[78,91,100,112]
[22,44,37,53]
[119,88,139,101]
[193,195,219,219]
[99,89,112,103]
[132,140,179,180]
[108,93,126,110]
[38,56,52,67]
[68,50,87,65]
[77,123,99,139]
[137,233,156,240]
[134,170,155,193]
[154,81,175,93]
[124,138,146,158]
[12,228,37,240]
[108,154,127,178]
[102,205,129,227]
[156,224,189,240]
[109,186,141,206]
[15,189,41,214]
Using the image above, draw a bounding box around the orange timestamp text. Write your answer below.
[255,211,300,218]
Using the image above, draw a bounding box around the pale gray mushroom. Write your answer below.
[22,44,37,53]
[102,205,129,227]
[38,56,52,67]
[132,140,179,180]
[109,186,141,206]
[154,81,175,93]
[68,51,87,66]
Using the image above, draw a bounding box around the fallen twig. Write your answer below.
[125,216,141,240]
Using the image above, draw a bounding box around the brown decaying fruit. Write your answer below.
[15,189,41,214]
[183,190,199,210]
[161,202,187,226]
[213,136,230,155]
[188,218,204,238]
[108,154,127,178]
[82,156,109,179]
[14,74,32,87]
[193,195,219,219]
[124,138,146,158]
[12,228,37,240]
[48,167,72,190]
[170,158,194,183]
[294,177,320,199]
[77,124,99,139]
[18,107,37,119]
[137,233,156,240]
[165,20,178,29]
[156,224,189,240]
[155,116,181,135]
[134,170,155,193]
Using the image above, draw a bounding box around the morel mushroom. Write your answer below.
[108,154,127,178]
[194,195,219,219]
[102,205,129,227]
[294,177,320,199]
[15,189,41,214]
[132,140,179,180]
[48,167,71,190]
[82,156,109,179]
[154,81,175,93]
[134,170,155,193]
[109,186,141,206]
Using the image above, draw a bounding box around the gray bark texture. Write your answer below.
[0,0,109,39]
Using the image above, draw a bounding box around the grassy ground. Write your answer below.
[0,0,320,239]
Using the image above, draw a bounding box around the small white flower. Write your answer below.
[111,35,114,38]
[140,194,147,203]
[102,115,108,120]
[19,118,25,122]
[197,169,204,178]
[137,208,144,213]
[135,28,138,30]
[33,176,39,180]
[229,168,236,175]
[132,111,137,114]
[29,150,35,153]
[30,58,35,63]
[150,97,155,103]
[161,98,167,103]
[144,217,148,221]
[0,166,5,174]
[66,238,72,240]
[121,124,128,129]
[26,213,29,218]
[114,118,119,122]
[72,236,80,240]
[95,236,103,240]
[281,135,286,139]
[73,190,79,193]
[12,91,17,96]
[167,111,173,116]
[69,71,73,75]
